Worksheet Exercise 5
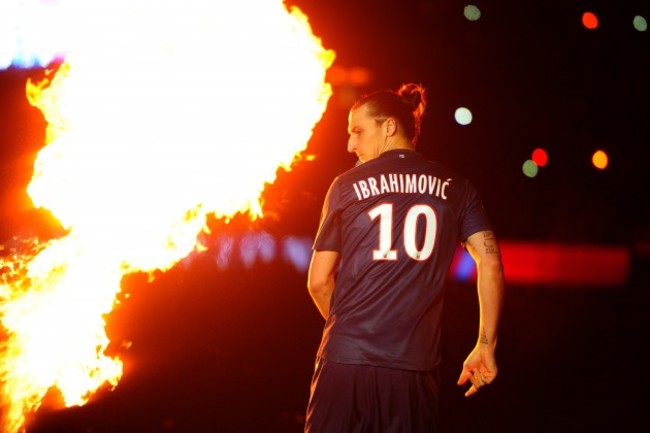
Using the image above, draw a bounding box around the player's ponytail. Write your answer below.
[397,83,427,143]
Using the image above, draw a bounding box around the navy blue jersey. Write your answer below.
[313,149,492,371]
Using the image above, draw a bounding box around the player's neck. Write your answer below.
[381,136,414,154]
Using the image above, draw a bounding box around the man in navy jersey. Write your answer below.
[304,83,505,433]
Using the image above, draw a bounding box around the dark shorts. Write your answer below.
[305,358,440,433]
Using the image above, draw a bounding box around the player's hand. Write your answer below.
[456,346,497,397]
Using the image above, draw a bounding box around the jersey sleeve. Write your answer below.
[313,179,343,251]
[458,179,493,241]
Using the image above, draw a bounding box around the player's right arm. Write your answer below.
[307,250,340,319]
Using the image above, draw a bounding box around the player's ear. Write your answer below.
[385,118,396,136]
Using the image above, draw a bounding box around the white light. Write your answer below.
[454,107,473,126]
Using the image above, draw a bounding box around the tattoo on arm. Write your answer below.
[482,231,498,254]
[480,326,489,345]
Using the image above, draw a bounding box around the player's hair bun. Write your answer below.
[398,83,427,119]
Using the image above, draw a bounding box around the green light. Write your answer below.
[633,15,647,32]
[522,160,539,178]
[464,5,481,22]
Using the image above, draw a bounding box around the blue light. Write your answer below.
[282,236,312,273]
[453,248,476,282]
[197,230,477,282]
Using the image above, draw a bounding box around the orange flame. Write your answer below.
[0,1,334,431]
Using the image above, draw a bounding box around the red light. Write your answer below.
[582,11,599,29]
[531,148,548,167]
[449,242,630,287]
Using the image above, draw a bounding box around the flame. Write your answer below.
[0,1,334,431]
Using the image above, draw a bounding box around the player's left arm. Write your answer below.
[307,250,340,319]
[457,230,505,396]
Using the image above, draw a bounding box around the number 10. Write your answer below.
[368,203,437,261]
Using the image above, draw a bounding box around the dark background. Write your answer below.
[1,0,649,432]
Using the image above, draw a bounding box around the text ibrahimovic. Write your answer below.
[352,173,452,201]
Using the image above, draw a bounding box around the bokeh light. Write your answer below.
[464,5,481,21]
[582,11,599,29]
[454,107,473,125]
[348,66,372,87]
[531,148,548,167]
[633,15,647,32]
[592,150,609,170]
[522,160,539,178]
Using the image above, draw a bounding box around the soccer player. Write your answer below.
[305,83,505,433]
